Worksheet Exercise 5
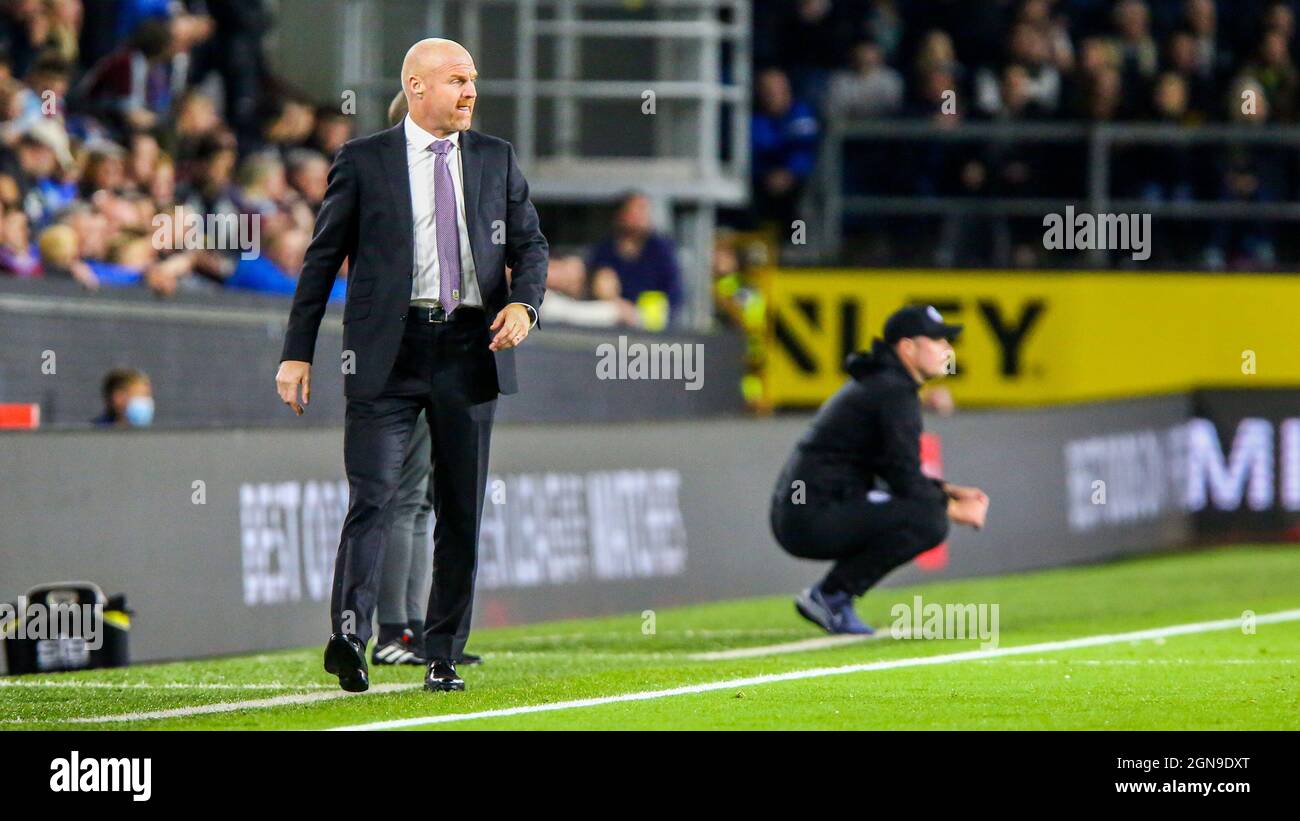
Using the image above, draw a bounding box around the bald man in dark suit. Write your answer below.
[276,37,547,693]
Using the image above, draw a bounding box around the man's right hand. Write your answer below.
[276,360,312,415]
[948,495,989,530]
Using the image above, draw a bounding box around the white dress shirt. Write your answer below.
[403,115,536,326]
[404,115,482,309]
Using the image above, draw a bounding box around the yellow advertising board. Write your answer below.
[762,269,1300,407]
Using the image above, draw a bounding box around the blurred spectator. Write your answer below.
[540,253,639,328]
[225,226,343,301]
[284,148,328,212]
[1184,0,1225,79]
[387,88,407,127]
[1111,0,1160,82]
[92,366,152,427]
[36,220,94,287]
[824,39,904,119]
[863,0,904,64]
[1,0,47,78]
[1240,28,1299,123]
[186,0,267,149]
[171,89,221,167]
[1205,75,1286,270]
[1017,0,1074,74]
[57,198,143,285]
[0,199,38,275]
[975,23,1062,116]
[1081,64,1126,120]
[1164,28,1219,122]
[261,96,316,154]
[72,17,174,135]
[13,119,76,224]
[1129,72,1204,204]
[42,0,80,66]
[79,138,125,196]
[773,0,852,105]
[912,29,965,89]
[1264,2,1295,41]
[588,191,684,322]
[751,67,820,226]
[176,131,239,221]
[310,106,353,159]
[238,150,311,236]
[12,53,73,129]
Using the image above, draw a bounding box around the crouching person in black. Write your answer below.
[770,305,989,635]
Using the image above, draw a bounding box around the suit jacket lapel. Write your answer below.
[378,123,415,275]
[460,129,483,273]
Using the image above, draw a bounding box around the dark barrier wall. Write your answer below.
[1190,389,1300,543]
[0,278,745,427]
[1,396,1196,668]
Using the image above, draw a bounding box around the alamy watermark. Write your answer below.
[596,335,704,391]
[50,751,151,802]
[1043,206,1151,261]
[151,207,261,259]
[889,595,1000,649]
[0,597,103,649]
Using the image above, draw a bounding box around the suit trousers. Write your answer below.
[331,310,497,660]
[376,407,434,634]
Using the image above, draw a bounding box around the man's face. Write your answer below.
[290,160,328,204]
[757,70,791,115]
[616,195,652,235]
[900,335,955,380]
[412,49,477,135]
[18,142,56,178]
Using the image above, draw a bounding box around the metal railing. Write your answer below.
[804,119,1300,266]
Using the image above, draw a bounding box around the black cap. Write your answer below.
[883,304,963,345]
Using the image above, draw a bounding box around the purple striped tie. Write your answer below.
[430,139,462,312]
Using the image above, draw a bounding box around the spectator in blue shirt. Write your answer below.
[587,191,683,325]
[227,225,345,301]
[751,67,820,226]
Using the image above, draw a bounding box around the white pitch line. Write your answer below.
[0,680,338,690]
[689,632,889,660]
[330,608,1300,731]
[59,683,416,725]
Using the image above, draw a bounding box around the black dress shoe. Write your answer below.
[424,658,465,692]
[455,651,482,666]
[323,633,369,693]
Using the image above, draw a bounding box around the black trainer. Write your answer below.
[371,628,426,666]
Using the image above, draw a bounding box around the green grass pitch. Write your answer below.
[3,544,1298,730]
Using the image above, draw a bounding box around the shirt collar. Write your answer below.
[404,115,460,153]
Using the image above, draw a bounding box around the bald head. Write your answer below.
[401,38,478,137]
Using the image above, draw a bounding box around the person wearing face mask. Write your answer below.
[92,367,155,428]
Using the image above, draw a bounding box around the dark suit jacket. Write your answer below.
[280,123,548,399]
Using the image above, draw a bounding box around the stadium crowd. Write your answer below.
[0,0,365,297]
[7,0,1289,337]
[0,0,682,328]
[750,0,1300,269]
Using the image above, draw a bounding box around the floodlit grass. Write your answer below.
[2,545,1297,730]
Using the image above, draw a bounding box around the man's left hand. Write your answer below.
[944,484,988,503]
[489,304,532,351]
